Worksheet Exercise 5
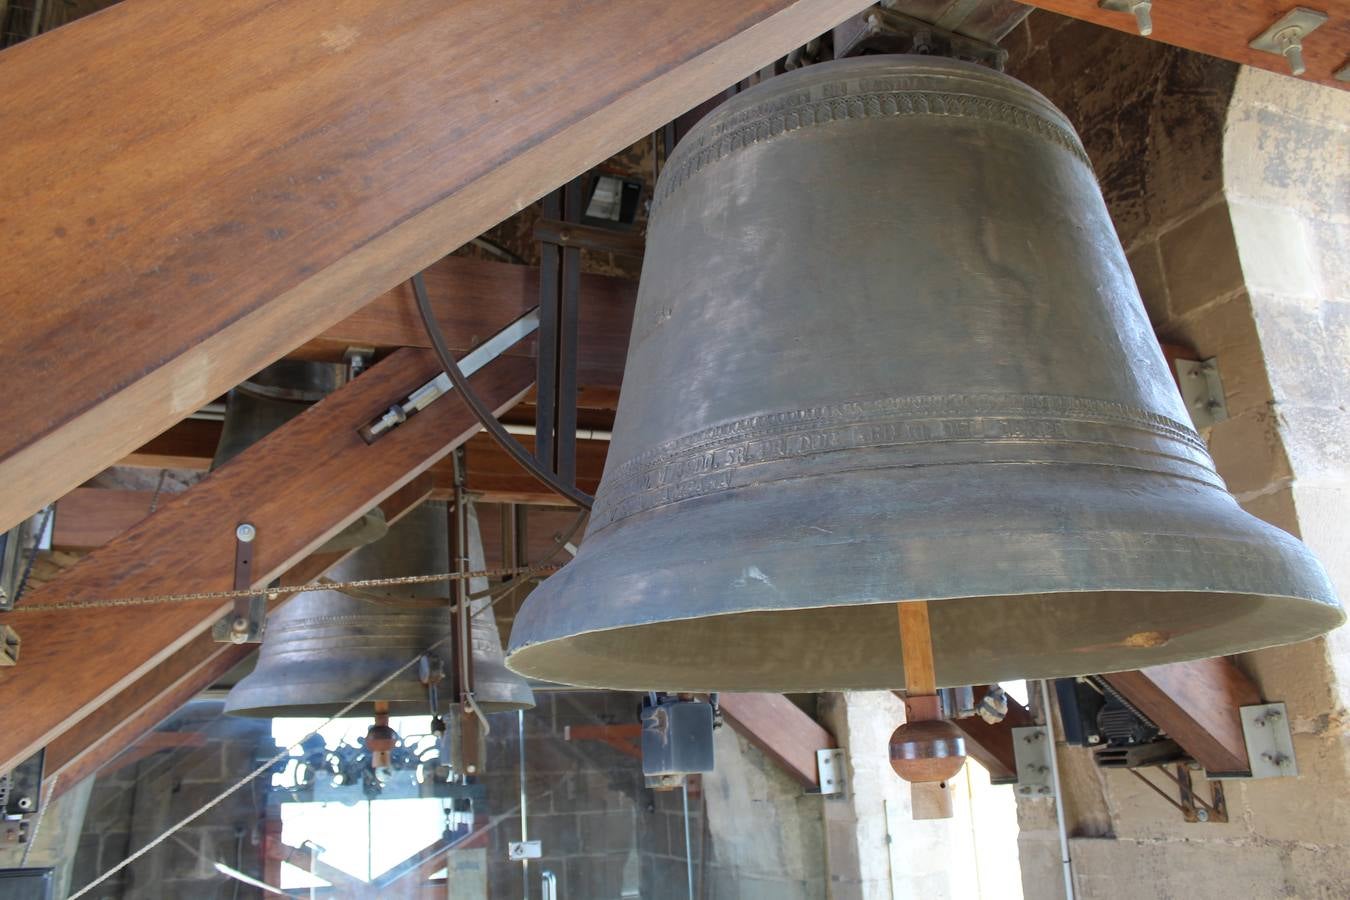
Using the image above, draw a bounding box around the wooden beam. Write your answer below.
[1104,658,1262,775]
[0,349,534,776]
[113,420,609,509]
[293,256,635,395]
[0,0,868,533]
[43,474,435,796]
[719,692,836,790]
[1020,0,1349,92]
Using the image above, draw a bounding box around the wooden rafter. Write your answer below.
[0,0,870,533]
[719,692,837,790]
[0,349,534,776]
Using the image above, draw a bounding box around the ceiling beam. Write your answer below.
[1020,0,1349,91]
[0,0,869,533]
[0,348,534,776]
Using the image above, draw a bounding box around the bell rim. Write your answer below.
[506,471,1342,692]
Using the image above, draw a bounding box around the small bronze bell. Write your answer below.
[225,500,534,717]
[506,56,1342,692]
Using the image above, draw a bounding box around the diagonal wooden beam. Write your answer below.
[0,348,534,776]
[43,474,435,798]
[0,0,869,533]
[946,687,1033,784]
[1104,658,1261,775]
[719,692,836,790]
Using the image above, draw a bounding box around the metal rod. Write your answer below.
[1126,767,1186,815]
[682,780,694,900]
[535,189,563,473]
[1040,679,1075,900]
[556,177,583,485]
[519,709,529,900]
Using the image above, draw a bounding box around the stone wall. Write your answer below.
[1005,11,1350,898]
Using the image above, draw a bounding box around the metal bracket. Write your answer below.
[212,523,267,644]
[816,748,846,797]
[835,5,1007,70]
[1128,763,1228,823]
[1099,0,1153,36]
[360,307,541,444]
[0,624,19,667]
[508,840,542,861]
[1249,7,1328,77]
[1238,702,1299,779]
[1174,357,1228,430]
[2,750,45,820]
[1012,726,1053,797]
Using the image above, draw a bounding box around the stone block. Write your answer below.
[1069,835,1292,900]
[577,808,638,854]
[1252,299,1350,411]
[1207,408,1292,497]
[1273,406,1350,487]
[1242,731,1350,846]
[531,811,582,856]
[1228,201,1322,301]
[1159,201,1244,316]
[1126,240,1169,325]
[1240,637,1338,717]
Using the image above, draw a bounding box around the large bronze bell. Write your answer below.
[506,56,1343,692]
[225,499,534,717]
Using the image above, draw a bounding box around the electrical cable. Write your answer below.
[411,271,593,511]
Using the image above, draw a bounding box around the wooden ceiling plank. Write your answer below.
[1020,0,1350,90]
[0,348,534,776]
[0,0,871,533]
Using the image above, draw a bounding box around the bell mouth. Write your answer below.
[505,465,1342,692]
[506,590,1340,693]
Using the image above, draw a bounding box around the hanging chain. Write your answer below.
[1,564,561,615]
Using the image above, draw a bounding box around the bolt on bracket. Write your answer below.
[211,522,267,644]
[0,624,18,667]
[1249,7,1328,77]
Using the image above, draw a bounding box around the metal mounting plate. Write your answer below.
[1239,702,1299,779]
[816,748,845,797]
[508,840,542,861]
[1012,726,1053,797]
[1174,357,1229,430]
[1249,7,1328,52]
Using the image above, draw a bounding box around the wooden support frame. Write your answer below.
[0,348,534,776]
[945,687,1034,784]
[43,474,435,797]
[718,692,836,790]
[0,0,870,533]
[1104,658,1261,775]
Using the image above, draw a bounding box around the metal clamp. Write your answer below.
[211,523,267,644]
[1239,702,1299,779]
[0,624,19,667]
[508,840,542,861]
[1249,7,1328,77]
